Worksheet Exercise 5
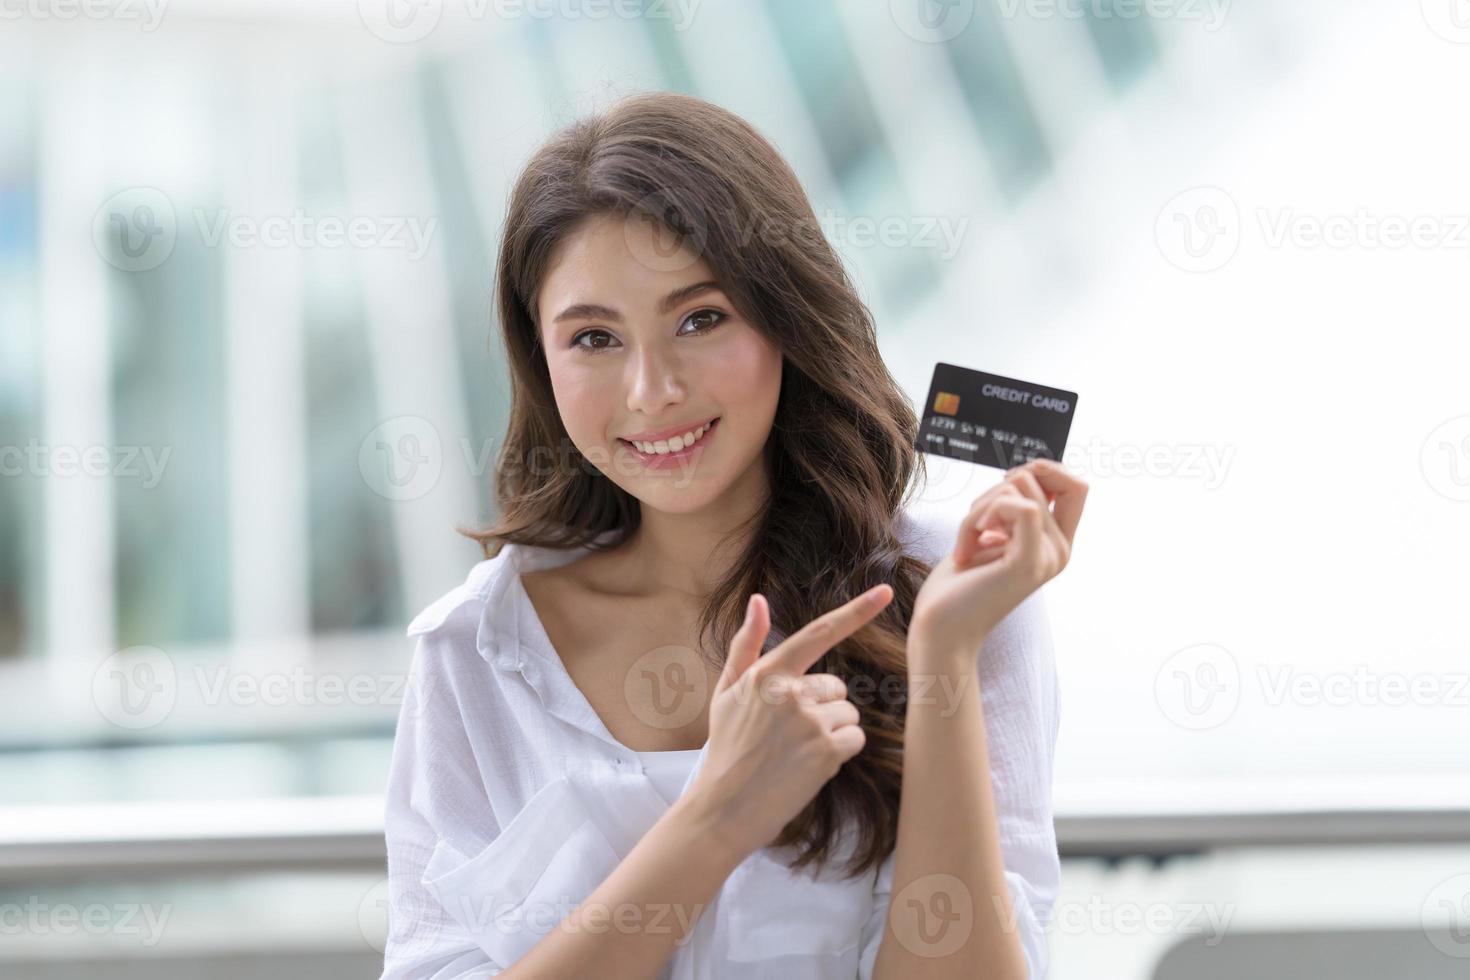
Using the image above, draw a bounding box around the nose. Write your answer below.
[625,339,687,418]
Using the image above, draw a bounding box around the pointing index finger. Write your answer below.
[759,584,892,678]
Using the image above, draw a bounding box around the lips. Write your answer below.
[618,417,720,464]
[619,417,719,455]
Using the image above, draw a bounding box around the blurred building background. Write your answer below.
[2,0,1469,976]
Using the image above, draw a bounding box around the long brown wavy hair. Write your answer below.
[459,90,934,881]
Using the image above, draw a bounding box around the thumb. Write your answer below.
[717,593,768,694]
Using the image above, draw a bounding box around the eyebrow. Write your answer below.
[551,280,723,326]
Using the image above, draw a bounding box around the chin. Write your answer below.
[628,478,724,515]
[591,426,759,514]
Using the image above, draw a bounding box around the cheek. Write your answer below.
[546,357,621,443]
[702,329,782,410]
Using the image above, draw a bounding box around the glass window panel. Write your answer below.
[299,91,404,635]
[638,0,699,94]
[1082,0,1162,92]
[941,1,1053,197]
[416,62,507,526]
[107,223,231,652]
[762,0,941,312]
[0,78,41,662]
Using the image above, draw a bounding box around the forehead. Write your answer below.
[537,213,717,324]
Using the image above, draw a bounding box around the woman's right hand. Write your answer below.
[684,583,895,860]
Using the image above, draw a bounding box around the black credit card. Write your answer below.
[916,363,1078,469]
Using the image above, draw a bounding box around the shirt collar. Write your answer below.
[473,532,625,663]
[476,532,671,764]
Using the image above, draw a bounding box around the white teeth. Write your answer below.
[633,421,711,455]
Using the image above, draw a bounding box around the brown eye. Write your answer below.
[571,329,617,353]
[680,309,727,334]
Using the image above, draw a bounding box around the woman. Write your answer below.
[379,90,1087,980]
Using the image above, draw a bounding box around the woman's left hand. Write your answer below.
[910,458,1088,664]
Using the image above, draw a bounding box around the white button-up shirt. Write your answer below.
[379,507,1060,979]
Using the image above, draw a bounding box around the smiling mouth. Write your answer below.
[618,417,720,457]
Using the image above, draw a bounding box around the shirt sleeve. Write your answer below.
[379,629,508,979]
[857,586,1062,980]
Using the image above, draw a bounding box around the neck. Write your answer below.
[624,454,769,598]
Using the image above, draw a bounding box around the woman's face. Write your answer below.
[535,213,783,513]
